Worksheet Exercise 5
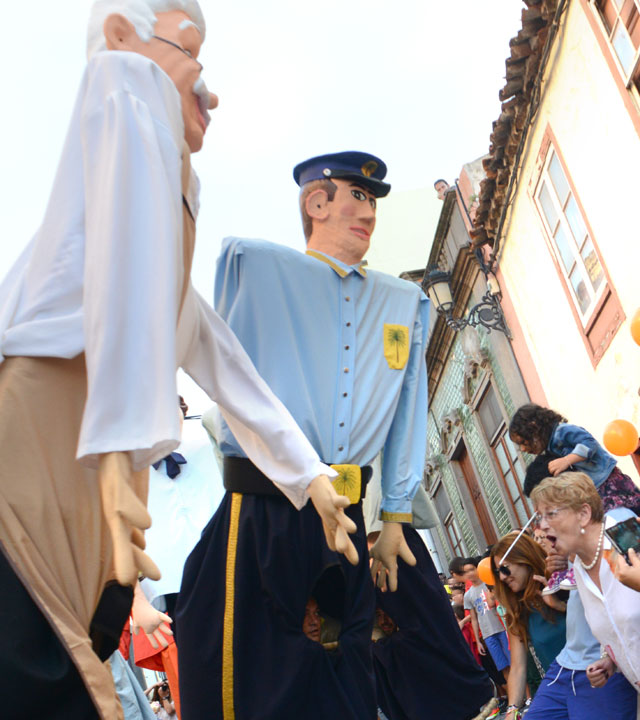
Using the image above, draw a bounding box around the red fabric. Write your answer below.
[161,643,181,719]
[462,621,481,665]
[132,627,169,672]
[130,629,181,718]
[118,626,132,661]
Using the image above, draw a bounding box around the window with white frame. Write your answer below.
[593,0,640,95]
[534,148,605,321]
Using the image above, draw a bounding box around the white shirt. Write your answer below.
[0,51,333,508]
[574,509,640,692]
[141,419,224,603]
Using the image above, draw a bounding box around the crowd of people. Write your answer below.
[442,403,640,719]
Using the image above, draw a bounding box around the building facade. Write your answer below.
[416,175,535,567]
[472,0,640,478]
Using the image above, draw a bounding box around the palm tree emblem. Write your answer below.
[383,324,409,369]
[331,465,361,504]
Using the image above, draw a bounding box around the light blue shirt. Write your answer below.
[214,238,430,518]
[555,583,600,670]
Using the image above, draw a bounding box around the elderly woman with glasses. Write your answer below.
[489,531,567,719]
[532,471,640,711]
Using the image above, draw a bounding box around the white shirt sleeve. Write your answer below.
[180,286,335,509]
[76,53,184,470]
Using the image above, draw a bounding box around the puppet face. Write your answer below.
[322,179,377,262]
[107,10,218,152]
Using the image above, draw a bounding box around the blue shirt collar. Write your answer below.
[305,249,368,278]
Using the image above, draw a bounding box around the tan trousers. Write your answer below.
[0,354,148,719]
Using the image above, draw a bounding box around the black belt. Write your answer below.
[223,456,371,502]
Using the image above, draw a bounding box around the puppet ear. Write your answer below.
[103,13,139,51]
[305,188,330,221]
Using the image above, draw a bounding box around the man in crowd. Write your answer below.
[464,558,511,687]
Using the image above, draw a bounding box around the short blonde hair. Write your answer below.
[530,471,604,523]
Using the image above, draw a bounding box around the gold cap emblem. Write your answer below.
[361,160,378,177]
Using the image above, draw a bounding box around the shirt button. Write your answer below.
[345,345,350,350]
[339,422,344,427]
[343,392,348,398]
[338,445,344,451]
[344,368,349,373]
[346,322,351,327]
[345,296,351,302]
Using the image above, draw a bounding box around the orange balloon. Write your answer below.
[477,556,495,585]
[603,419,639,456]
[631,308,640,347]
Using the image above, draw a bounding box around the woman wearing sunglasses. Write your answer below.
[489,531,567,719]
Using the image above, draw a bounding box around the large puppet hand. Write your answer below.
[131,582,173,649]
[307,475,358,566]
[369,521,416,592]
[98,452,161,586]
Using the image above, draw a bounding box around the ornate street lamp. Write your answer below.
[423,265,512,338]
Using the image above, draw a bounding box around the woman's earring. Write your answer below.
[580,527,586,535]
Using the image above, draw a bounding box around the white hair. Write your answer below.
[87,0,206,60]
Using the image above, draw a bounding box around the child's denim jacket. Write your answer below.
[548,423,617,488]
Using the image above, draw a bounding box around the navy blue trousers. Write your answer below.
[0,549,99,720]
[373,526,493,720]
[525,659,638,719]
[177,491,376,720]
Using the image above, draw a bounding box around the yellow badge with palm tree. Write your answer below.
[330,464,362,504]
[383,324,409,369]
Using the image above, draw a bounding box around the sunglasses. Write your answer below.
[493,511,539,580]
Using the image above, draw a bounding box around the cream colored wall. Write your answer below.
[365,187,441,277]
[499,0,640,472]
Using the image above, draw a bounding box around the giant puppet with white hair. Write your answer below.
[0,1,359,717]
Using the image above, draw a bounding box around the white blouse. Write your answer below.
[574,510,640,693]
[0,51,333,508]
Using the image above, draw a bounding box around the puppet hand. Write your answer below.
[586,656,615,688]
[614,547,640,592]
[131,583,173,649]
[308,475,358,566]
[98,452,160,586]
[369,522,416,592]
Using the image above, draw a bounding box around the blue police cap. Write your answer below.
[293,151,391,198]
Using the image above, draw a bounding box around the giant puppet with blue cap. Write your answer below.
[176,150,436,719]
[0,4,358,718]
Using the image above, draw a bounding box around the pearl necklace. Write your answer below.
[577,523,605,570]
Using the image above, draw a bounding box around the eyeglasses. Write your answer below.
[535,507,567,523]
[151,35,203,72]
[497,565,512,578]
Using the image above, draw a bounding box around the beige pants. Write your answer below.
[0,354,148,720]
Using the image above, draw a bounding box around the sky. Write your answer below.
[0,0,524,409]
